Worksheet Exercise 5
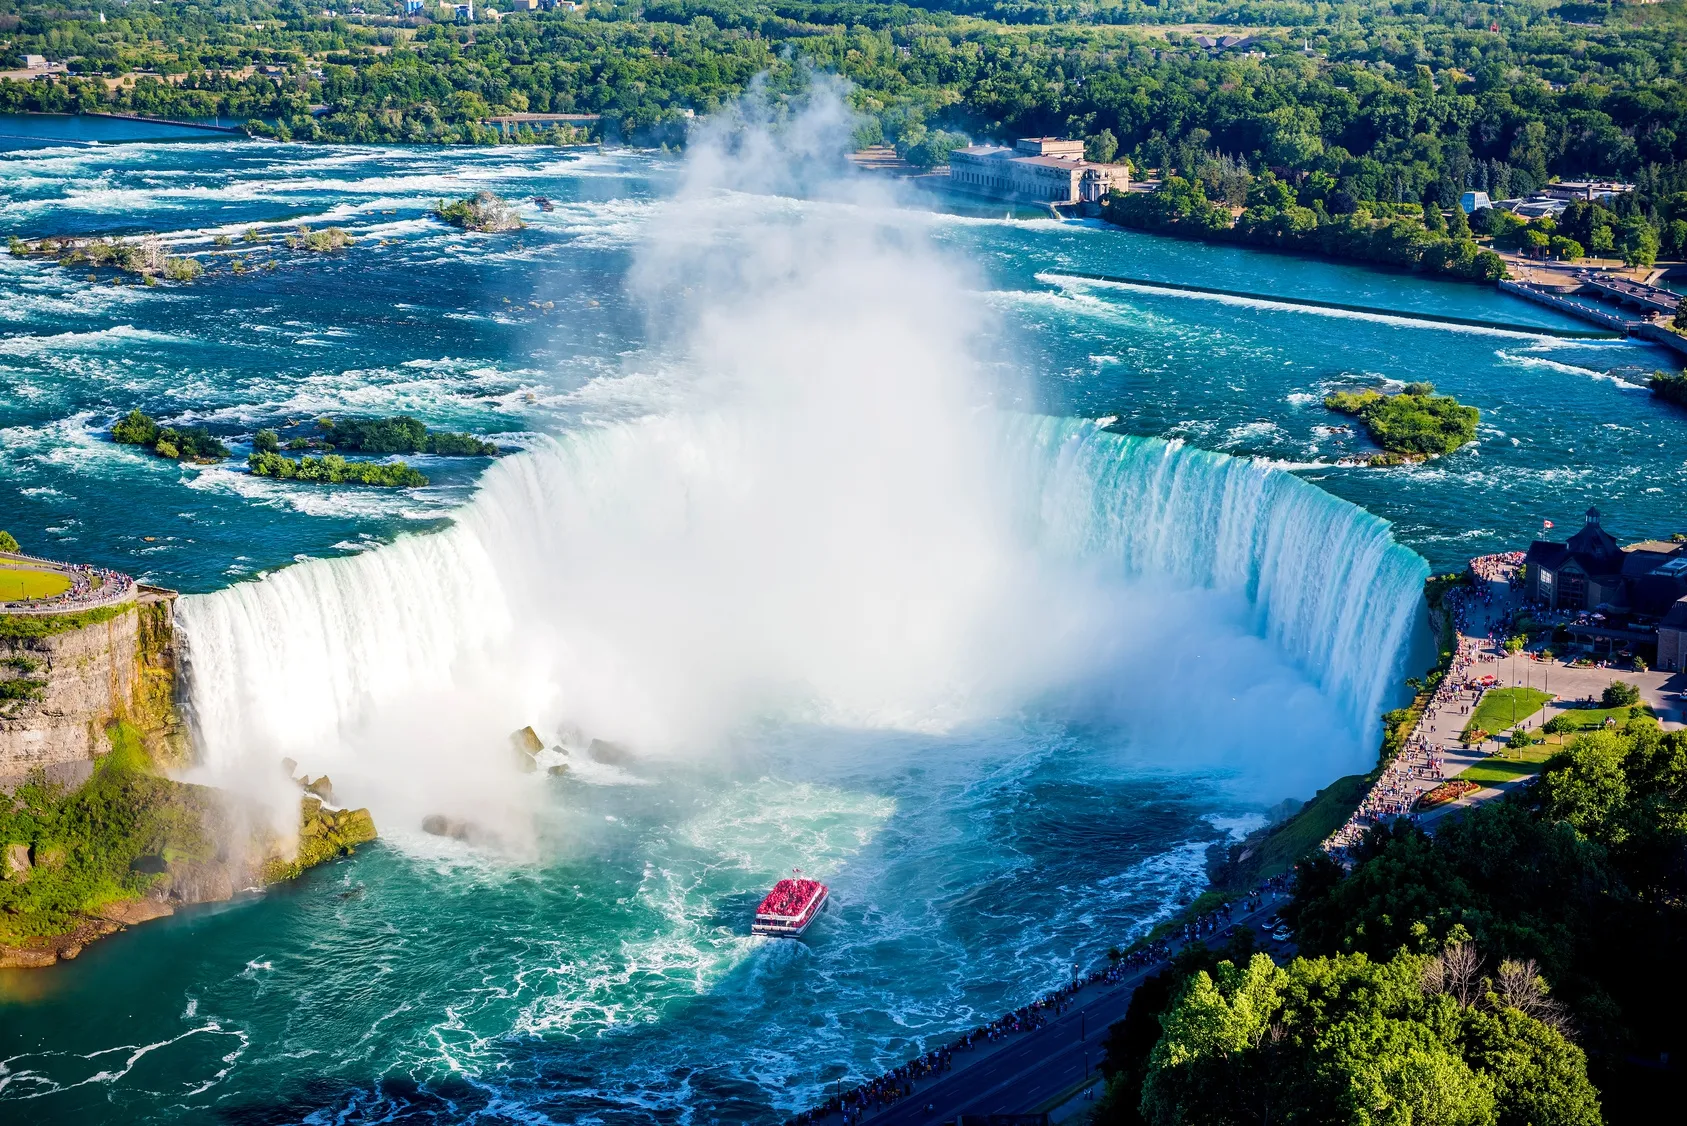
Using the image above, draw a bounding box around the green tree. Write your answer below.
[1086,128,1119,165]
[0,531,19,553]
[1602,680,1641,707]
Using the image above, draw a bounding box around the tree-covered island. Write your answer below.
[112,408,232,462]
[247,450,429,487]
[433,191,525,233]
[1324,382,1480,465]
[109,411,495,485]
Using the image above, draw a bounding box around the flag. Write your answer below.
[1543,520,1554,530]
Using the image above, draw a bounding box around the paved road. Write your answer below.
[833,898,1295,1126]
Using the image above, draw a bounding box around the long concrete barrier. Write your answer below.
[1043,270,1626,340]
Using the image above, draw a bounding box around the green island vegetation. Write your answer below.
[1323,382,1480,464]
[112,407,232,462]
[320,414,499,456]
[9,233,201,284]
[1650,368,1687,409]
[433,191,524,232]
[0,0,1685,277]
[248,450,430,487]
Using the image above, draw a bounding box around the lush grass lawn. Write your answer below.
[1457,742,1560,786]
[1542,703,1656,741]
[1462,687,1554,740]
[0,565,71,602]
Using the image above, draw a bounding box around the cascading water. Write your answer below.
[177,90,1428,820]
[1005,414,1428,729]
[178,411,1427,807]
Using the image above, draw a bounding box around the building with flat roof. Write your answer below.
[948,137,1126,205]
[1540,181,1635,203]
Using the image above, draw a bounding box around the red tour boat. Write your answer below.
[751,874,828,938]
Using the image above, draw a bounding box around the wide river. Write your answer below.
[1,131,1683,1125]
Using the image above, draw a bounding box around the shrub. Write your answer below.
[324,415,496,456]
[112,408,160,447]
[254,429,280,454]
[1651,370,1687,409]
[1602,681,1641,707]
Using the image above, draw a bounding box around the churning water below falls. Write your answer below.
[2,121,1685,1125]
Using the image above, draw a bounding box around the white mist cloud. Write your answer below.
[178,85,1393,842]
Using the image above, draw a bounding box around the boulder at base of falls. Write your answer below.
[510,726,543,772]
[588,739,633,765]
[258,797,378,884]
[303,774,336,804]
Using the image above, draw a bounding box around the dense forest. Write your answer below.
[1094,716,1687,1124]
[4,0,1687,209]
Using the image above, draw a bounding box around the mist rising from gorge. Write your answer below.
[176,87,1425,842]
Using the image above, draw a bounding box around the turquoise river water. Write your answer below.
[1,126,1684,1125]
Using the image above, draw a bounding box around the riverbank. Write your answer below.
[0,571,377,969]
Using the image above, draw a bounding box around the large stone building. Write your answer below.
[948,137,1125,205]
[1522,507,1687,669]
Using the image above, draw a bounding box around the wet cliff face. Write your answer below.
[0,597,186,788]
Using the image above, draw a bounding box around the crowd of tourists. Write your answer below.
[0,560,134,611]
[786,878,1289,1125]
[757,879,824,919]
[1325,740,1449,855]
[1324,580,1501,858]
[1469,551,1525,585]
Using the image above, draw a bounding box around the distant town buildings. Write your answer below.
[1462,180,1634,219]
[1521,508,1687,669]
[948,138,1126,206]
[1193,34,1262,52]
[1540,181,1635,203]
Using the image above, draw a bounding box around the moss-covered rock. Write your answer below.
[258,797,378,884]
[1,721,378,966]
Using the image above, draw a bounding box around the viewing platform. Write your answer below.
[0,551,140,615]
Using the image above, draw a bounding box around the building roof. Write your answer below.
[1662,597,1687,631]
[1523,540,1569,570]
[1014,154,1085,170]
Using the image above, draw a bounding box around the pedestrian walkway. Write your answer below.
[1326,560,1687,850]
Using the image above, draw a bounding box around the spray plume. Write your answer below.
[177,85,1425,843]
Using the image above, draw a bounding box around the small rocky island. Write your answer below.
[0,538,377,968]
[107,411,499,489]
[1323,382,1479,466]
[433,191,525,232]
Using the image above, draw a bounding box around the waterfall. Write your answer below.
[177,414,1427,783]
[1003,415,1428,730]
